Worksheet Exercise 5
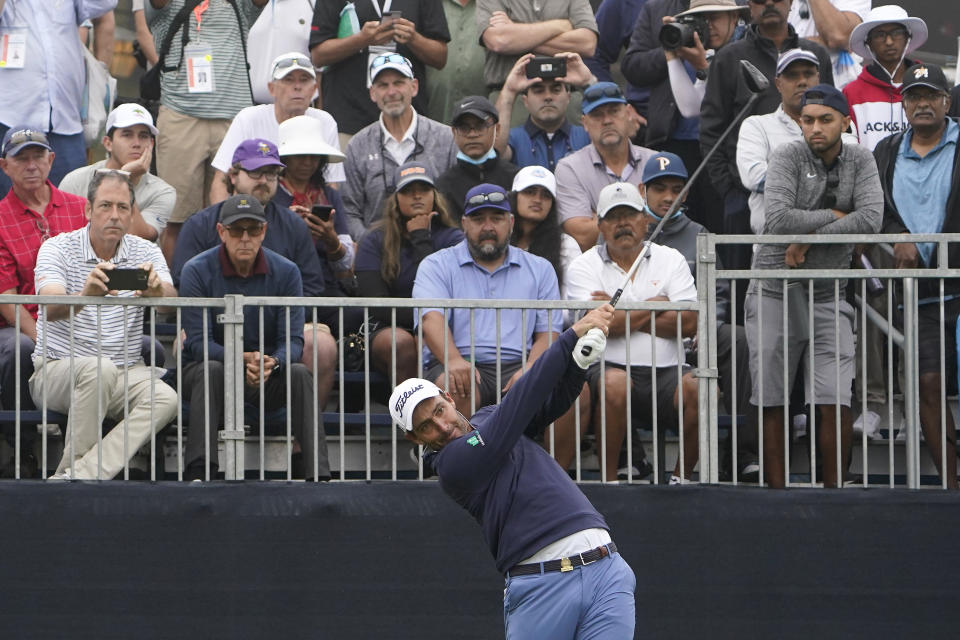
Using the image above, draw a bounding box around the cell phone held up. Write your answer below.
[525,56,566,80]
[311,204,334,222]
[106,267,150,291]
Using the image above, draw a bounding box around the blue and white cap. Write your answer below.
[389,378,443,432]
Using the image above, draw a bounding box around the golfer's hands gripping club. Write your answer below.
[572,304,614,369]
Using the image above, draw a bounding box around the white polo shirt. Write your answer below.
[210,105,345,183]
[33,227,173,367]
[564,242,696,367]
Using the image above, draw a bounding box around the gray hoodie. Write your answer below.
[750,138,883,301]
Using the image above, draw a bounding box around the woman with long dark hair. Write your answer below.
[509,166,581,290]
[355,161,463,381]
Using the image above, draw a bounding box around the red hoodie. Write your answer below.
[842,60,919,151]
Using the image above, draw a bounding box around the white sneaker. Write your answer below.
[669,475,692,485]
[47,470,73,482]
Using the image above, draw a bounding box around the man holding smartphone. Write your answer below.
[31,169,178,480]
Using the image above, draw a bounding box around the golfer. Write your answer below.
[389,303,636,639]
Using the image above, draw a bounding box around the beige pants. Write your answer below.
[30,357,178,479]
[156,106,230,223]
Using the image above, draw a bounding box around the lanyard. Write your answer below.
[193,0,211,30]
[369,0,393,19]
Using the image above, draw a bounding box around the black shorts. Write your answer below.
[585,362,691,430]
[916,297,960,377]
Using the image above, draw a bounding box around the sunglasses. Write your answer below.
[370,53,411,72]
[583,84,624,102]
[224,223,266,238]
[34,216,50,243]
[466,191,508,206]
[821,170,840,209]
[2,129,49,156]
[273,55,313,74]
[94,168,132,178]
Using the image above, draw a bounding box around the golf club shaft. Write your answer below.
[580,92,763,357]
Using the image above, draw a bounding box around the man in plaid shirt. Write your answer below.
[0,127,87,477]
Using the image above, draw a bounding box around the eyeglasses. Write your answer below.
[466,191,508,206]
[748,0,786,4]
[453,119,496,136]
[273,55,313,74]
[2,129,49,155]
[241,167,282,181]
[583,84,624,102]
[224,223,266,238]
[34,216,50,243]
[868,27,909,43]
[370,53,411,73]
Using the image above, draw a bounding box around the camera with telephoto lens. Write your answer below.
[659,14,709,50]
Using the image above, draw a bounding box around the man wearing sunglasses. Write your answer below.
[842,5,928,151]
[179,194,330,481]
[873,63,960,489]
[747,85,882,488]
[0,127,89,477]
[209,52,344,206]
[436,95,517,222]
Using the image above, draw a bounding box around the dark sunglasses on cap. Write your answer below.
[466,191,508,206]
[583,84,624,102]
[2,129,49,155]
[273,56,313,73]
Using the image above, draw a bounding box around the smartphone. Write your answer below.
[382,10,402,26]
[525,56,566,80]
[106,267,150,291]
[311,204,334,222]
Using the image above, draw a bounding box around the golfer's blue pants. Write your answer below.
[503,551,635,639]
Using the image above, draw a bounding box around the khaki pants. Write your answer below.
[156,106,230,223]
[30,357,178,479]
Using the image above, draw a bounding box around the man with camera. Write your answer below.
[31,169,178,480]
[622,0,747,234]
[492,52,594,172]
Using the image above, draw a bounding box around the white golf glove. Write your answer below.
[573,327,606,370]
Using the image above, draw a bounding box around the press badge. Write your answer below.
[184,42,214,93]
[0,29,27,69]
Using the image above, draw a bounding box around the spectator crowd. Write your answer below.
[0,0,956,488]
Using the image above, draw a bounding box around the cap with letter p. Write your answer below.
[389,378,443,432]
[641,152,688,185]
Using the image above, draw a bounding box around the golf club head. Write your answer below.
[740,60,770,94]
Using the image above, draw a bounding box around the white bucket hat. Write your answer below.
[849,5,927,60]
[276,115,346,162]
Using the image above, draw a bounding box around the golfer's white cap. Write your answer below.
[389,378,443,432]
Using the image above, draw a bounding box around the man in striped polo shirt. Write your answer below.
[31,170,178,480]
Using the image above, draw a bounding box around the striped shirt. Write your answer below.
[146,0,261,120]
[33,227,173,366]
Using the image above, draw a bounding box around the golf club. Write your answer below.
[581,60,770,356]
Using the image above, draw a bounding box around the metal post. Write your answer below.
[696,233,719,484]
[219,295,246,480]
[902,278,919,489]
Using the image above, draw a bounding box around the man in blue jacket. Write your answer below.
[388,303,636,639]
[179,194,330,481]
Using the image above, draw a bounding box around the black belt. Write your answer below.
[506,542,617,578]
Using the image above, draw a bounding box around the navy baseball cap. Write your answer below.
[463,183,511,217]
[642,152,688,184]
[581,82,627,115]
[1,127,52,158]
[395,161,435,191]
[232,138,285,171]
[801,85,849,117]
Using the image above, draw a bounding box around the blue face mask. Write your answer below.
[457,146,497,166]
[644,203,683,221]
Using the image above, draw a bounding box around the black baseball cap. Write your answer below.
[451,96,499,126]
[219,194,267,226]
[901,63,949,95]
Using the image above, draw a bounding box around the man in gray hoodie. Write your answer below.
[747,84,882,488]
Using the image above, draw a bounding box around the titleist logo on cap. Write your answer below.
[395,384,424,414]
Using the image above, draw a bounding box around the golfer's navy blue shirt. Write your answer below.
[424,329,608,574]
